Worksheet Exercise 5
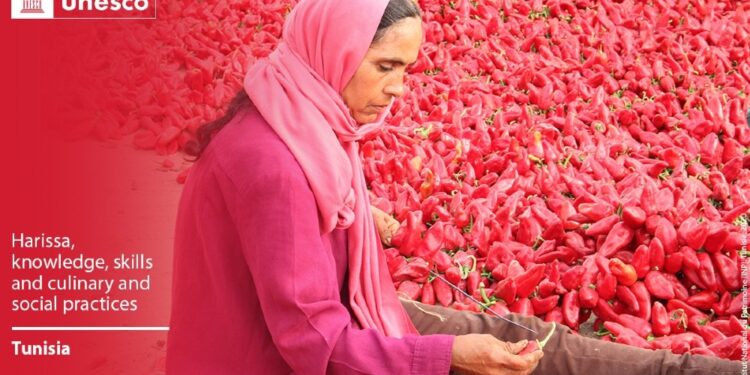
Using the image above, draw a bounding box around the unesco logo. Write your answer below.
[11,0,53,18]
[11,0,157,19]
[21,0,45,14]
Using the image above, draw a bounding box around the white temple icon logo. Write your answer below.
[21,0,44,13]
[11,0,53,19]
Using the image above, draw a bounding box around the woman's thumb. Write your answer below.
[513,340,529,353]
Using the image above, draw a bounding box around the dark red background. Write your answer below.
[2,4,171,374]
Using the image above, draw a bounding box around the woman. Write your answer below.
[167,0,741,374]
[168,0,539,373]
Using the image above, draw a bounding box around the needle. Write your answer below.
[429,271,538,334]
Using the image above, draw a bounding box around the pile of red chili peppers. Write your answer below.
[83,0,749,361]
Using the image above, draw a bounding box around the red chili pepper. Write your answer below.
[442,224,466,249]
[531,295,560,315]
[662,273,690,301]
[564,231,592,255]
[603,321,651,349]
[680,246,701,270]
[509,297,534,316]
[652,301,670,336]
[580,257,600,283]
[689,347,716,357]
[531,203,564,240]
[641,184,659,216]
[664,252,684,274]
[584,214,620,237]
[561,265,585,291]
[466,270,480,297]
[708,319,733,337]
[397,280,421,300]
[713,291,732,316]
[513,264,546,299]
[728,316,745,336]
[648,237,665,271]
[686,291,718,311]
[538,279,557,298]
[645,215,662,233]
[682,267,708,290]
[596,273,617,300]
[387,254,407,276]
[485,241,525,271]
[622,206,646,228]
[723,232,745,254]
[630,281,652,321]
[421,281,435,305]
[650,335,689,354]
[488,301,510,316]
[666,299,708,320]
[630,244,650,278]
[392,211,427,256]
[578,202,613,221]
[594,255,611,275]
[706,336,743,360]
[517,208,543,246]
[456,296,482,312]
[616,313,652,338]
[597,222,634,258]
[688,315,726,345]
[671,331,707,350]
[433,251,453,272]
[711,252,741,290]
[492,277,517,305]
[444,266,462,285]
[654,217,678,253]
[613,250,634,265]
[562,291,580,330]
[594,298,620,322]
[668,308,688,334]
[615,285,640,314]
[506,260,525,279]
[696,252,719,292]
[722,202,750,224]
[609,258,637,286]
[392,258,430,282]
[578,284,599,309]
[704,222,730,253]
[727,293,743,315]
[644,271,675,300]
[677,217,708,250]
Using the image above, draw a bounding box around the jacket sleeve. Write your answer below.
[223,161,454,375]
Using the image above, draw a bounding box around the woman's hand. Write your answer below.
[371,205,400,246]
[450,334,543,375]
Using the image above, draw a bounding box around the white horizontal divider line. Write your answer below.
[12,326,169,331]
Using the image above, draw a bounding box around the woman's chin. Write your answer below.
[355,113,379,125]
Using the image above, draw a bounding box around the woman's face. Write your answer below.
[342,17,423,124]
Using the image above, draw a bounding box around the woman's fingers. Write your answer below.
[509,340,528,354]
[371,205,399,245]
[451,334,544,375]
[519,351,544,374]
[488,339,543,374]
[495,344,543,372]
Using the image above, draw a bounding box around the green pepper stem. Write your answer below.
[538,322,557,348]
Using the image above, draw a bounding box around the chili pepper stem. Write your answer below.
[538,322,557,348]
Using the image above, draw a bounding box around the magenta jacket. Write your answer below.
[167,105,454,374]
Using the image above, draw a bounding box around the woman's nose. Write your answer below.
[384,78,405,98]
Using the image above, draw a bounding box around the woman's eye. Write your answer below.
[378,64,393,72]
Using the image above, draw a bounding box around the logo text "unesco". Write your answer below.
[61,0,149,12]
[11,0,157,19]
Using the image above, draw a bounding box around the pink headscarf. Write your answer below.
[244,0,418,337]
